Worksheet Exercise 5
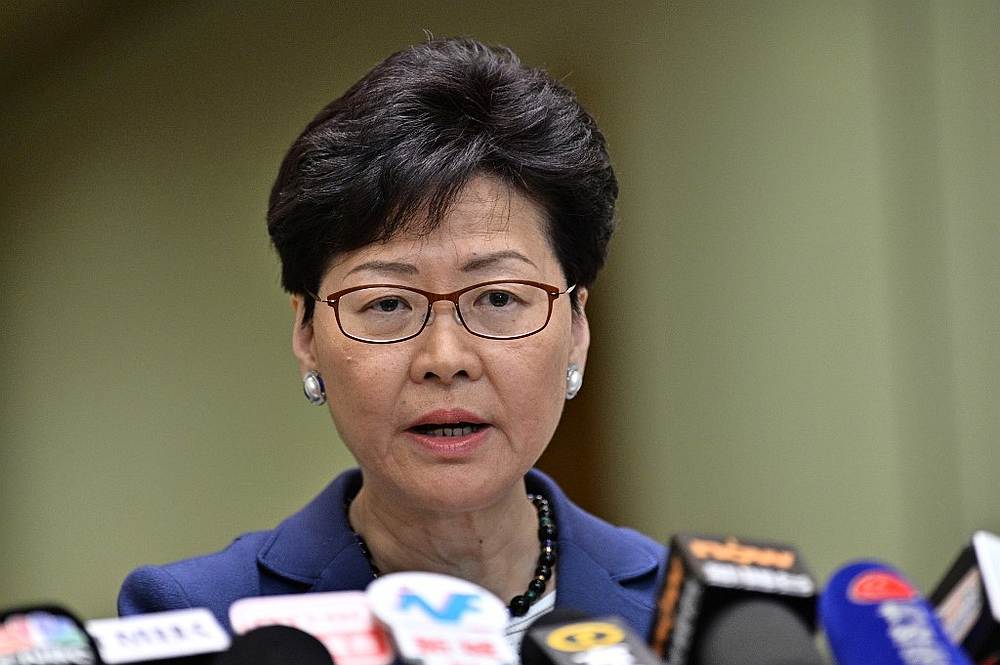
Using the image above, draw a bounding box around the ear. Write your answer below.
[290,294,318,376]
[569,287,591,375]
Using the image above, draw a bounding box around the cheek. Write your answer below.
[319,347,408,441]
[491,338,570,436]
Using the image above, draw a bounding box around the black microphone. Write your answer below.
[520,608,662,665]
[694,598,822,665]
[211,625,333,665]
[930,531,1000,664]
[0,604,104,665]
[648,533,820,665]
[519,608,589,665]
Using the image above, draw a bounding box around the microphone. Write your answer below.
[366,571,515,665]
[693,598,823,665]
[519,609,589,665]
[0,604,103,665]
[85,608,230,664]
[648,532,819,664]
[520,609,662,665]
[820,559,973,665]
[930,531,1000,664]
[211,624,332,665]
[227,591,393,665]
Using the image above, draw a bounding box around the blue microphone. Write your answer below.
[820,560,973,665]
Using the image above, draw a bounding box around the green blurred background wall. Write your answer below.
[2,1,997,620]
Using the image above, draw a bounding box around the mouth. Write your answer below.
[405,410,492,454]
[407,422,489,438]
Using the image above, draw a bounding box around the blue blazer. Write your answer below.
[119,468,667,639]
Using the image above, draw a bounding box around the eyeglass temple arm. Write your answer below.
[304,290,330,303]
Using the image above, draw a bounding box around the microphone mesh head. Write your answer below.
[696,598,823,665]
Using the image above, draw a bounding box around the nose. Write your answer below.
[409,300,484,385]
[425,299,464,329]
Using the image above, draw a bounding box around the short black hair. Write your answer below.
[267,36,618,323]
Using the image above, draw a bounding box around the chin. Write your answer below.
[406,466,526,513]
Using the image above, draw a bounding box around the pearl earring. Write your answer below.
[565,363,583,400]
[303,370,327,405]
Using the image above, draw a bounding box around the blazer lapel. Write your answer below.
[527,469,663,638]
[256,469,373,592]
[556,539,659,633]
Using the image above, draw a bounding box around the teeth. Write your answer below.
[426,425,476,437]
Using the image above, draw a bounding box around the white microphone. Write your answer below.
[931,530,1000,663]
[366,571,515,665]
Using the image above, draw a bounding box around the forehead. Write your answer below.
[324,177,559,283]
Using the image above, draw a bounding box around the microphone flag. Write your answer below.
[931,531,1000,664]
[0,605,103,665]
[228,590,394,665]
[649,532,817,664]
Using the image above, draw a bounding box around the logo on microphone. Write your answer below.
[398,592,481,624]
[848,570,917,603]
[367,572,509,633]
[546,622,626,652]
[688,536,797,570]
[0,611,95,664]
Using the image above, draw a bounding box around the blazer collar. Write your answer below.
[256,468,660,614]
[256,469,372,591]
[527,470,661,628]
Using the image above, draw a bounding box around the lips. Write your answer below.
[406,409,490,437]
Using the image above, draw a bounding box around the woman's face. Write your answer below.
[292,176,589,513]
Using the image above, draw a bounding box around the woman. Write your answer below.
[119,37,665,642]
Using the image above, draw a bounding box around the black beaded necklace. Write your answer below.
[347,493,557,617]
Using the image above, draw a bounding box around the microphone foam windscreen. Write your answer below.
[695,598,824,665]
[212,624,333,665]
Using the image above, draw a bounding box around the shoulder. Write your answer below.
[566,518,666,576]
[118,531,278,624]
[118,469,367,630]
[558,502,667,596]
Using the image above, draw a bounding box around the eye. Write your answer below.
[486,291,513,308]
[346,288,418,316]
[370,297,406,313]
[466,283,535,312]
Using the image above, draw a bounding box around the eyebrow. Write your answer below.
[461,250,538,272]
[345,260,418,277]
[345,250,538,277]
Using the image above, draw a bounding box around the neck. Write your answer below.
[348,477,548,604]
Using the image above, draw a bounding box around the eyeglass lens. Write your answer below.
[336,282,553,342]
